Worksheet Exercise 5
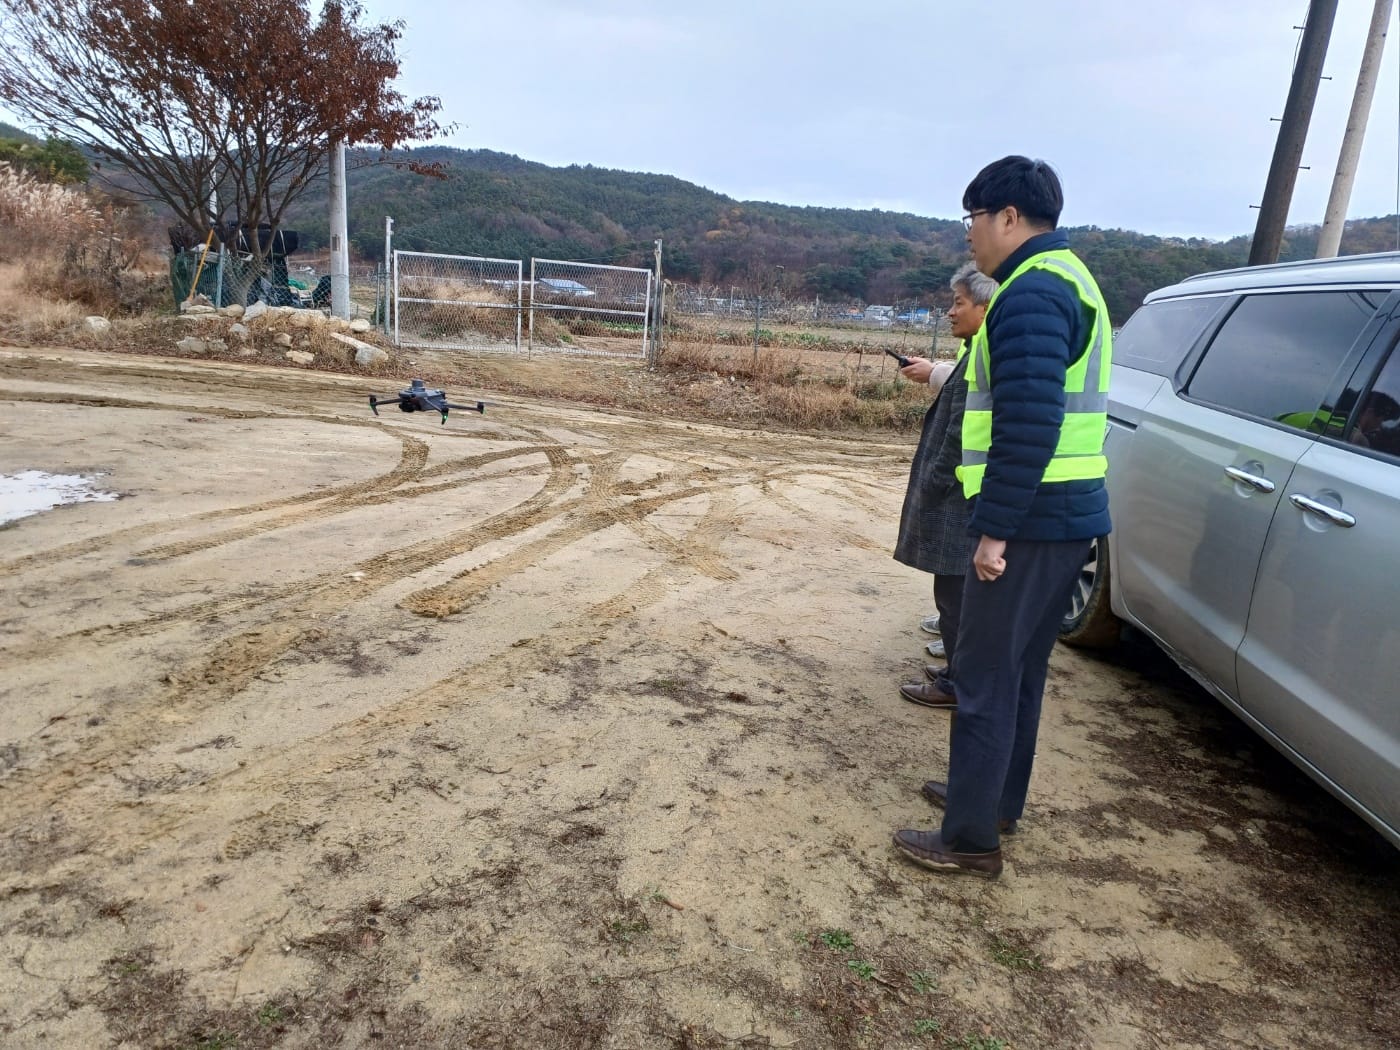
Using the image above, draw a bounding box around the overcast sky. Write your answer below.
[347,0,1400,241]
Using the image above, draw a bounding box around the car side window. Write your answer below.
[1114,295,1229,377]
[1347,348,1400,459]
[1186,291,1382,431]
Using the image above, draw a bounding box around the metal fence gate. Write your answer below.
[389,249,654,359]
[528,259,652,359]
[393,250,523,352]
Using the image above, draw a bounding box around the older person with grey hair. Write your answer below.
[892,261,998,708]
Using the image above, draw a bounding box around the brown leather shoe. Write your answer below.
[919,780,1017,834]
[899,682,957,709]
[922,664,948,683]
[892,828,1002,878]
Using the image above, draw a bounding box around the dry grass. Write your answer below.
[0,176,936,433]
[0,163,99,259]
[0,163,162,321]
[0,261,87,332]
[656,338,932,430]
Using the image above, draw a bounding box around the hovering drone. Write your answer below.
[369,378,487,425]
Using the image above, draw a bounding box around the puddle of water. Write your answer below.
[0,470,120,525]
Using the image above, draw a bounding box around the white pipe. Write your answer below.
[329,141,350,318]
[1318,0,1393,258]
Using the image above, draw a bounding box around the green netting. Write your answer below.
[169,249,221,304]
[169,250,287,308]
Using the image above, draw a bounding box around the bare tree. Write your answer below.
[0,0,445,254]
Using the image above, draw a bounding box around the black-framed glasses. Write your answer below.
[961,209,990,230]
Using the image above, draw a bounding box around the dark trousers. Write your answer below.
[940,537,1090,852]
[932,571,965,691]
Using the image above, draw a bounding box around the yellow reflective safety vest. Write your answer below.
[957,249,1112,499]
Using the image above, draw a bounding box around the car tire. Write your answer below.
[1060,535,1120,649]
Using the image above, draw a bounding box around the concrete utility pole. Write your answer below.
[208,184,224,307]
[329,140,350,319]
[649,237,663,365]
[1318,0,1393,258]
[383,214,394,336]
[1250,0,1339,266]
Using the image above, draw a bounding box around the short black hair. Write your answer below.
[962,156,1063,228]
[1363,389,1400,417]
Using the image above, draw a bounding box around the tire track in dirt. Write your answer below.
[0,353,378,410]
[132,445,557,562]
[0,448,586,826]
[2,364,899,855]
[398,458,760,619]
[821,471,911,519]
[1,448,578,665]
[758,477,889,553]
[80,446,576,646]
[584,455,740,585]
[32,496,738,862]
[0,398,432,578]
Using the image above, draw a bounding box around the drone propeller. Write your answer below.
[367,390,491,423]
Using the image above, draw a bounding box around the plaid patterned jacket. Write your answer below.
[893,363,971,577]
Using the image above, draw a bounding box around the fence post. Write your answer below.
[648,238,663,365]
[213,246,225,309]
[392,250,400,347]
[382,216,394,336]
[752,295,763,366]
[655,280,667,361]
[527,257,536,359]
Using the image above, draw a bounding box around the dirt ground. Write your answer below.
[1,346,1396,1050]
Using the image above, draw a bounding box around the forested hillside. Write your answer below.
[6,126,1399,324]
[280,146,1400,323]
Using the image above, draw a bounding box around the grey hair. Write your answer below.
[950,261,997,305]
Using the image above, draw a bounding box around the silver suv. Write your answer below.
[1060,252,1400,848]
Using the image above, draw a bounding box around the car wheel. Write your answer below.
[1060,535,1120,648]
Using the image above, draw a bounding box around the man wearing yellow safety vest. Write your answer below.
[893,156,1112,879]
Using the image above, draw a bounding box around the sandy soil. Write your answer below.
[1,347,1396,1050]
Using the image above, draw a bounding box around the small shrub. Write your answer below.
[948,1037,1008,1050]
[819,929,854,951]
[909,970,938,994]
[989,934,1042,971]
[853,379,903,401]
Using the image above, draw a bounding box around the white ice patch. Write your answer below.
[0,470,120,525]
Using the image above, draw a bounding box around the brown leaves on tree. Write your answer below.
[0,0,447,253]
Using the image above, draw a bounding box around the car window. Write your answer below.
[1115,295,1230,377]
[1346,346,1400,459]
[1186,291,1383,431]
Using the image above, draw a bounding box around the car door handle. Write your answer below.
[1224,465,1276,493]
[1288,494,1356,528]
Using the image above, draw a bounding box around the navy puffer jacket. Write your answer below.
[968,230,1111,542]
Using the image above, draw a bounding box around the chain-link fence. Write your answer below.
[352,263,386,326]
[659,281,959,386]
[170,248,379,319]
[528,259,652,359]
[170,249,295,308]
[669,285,940,331]
[384,252,655,358]
[393,250,523,352]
